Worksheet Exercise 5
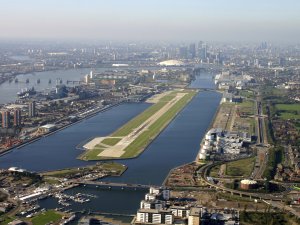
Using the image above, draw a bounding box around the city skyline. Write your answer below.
[0,0,299,43]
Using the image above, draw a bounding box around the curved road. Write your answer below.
[198,161,300,218]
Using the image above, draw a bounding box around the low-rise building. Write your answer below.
[38,124,57,133]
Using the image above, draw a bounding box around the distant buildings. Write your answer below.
[189,43,196,59]
[198,42,207,60]
[179,46,188,59]
[158,60,185,67]
[222,92,243,103]
[214,71,255,90]
[84,70,129,87]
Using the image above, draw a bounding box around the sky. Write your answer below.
[0,0,299,43]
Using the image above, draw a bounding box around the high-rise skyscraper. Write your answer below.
[14,108,21,127]
[179,46,188,59]
[28,101,36,118]
[198,42,207,60]
[189,43,196,59]
[1,111,10,128]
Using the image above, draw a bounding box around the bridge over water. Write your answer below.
[75,180,161,190]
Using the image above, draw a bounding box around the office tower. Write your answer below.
[28,101,36,118]
[254,59,259,67]
[279,57,286,66]
[1,111,10,128]
[198,41,203,50]
[14,108,21,127]
[260,41,268,50]
[189,43,196,58]
[198,43,207,60]
[179,46,188,59]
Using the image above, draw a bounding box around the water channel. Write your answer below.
[0,70,221,216]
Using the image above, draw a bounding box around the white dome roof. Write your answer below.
[158,60,185,66]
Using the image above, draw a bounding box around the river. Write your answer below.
[0,68,101,104]
[0,66,196,104]
[0,71,221,216]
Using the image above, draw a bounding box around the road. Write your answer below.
[252,94,269,180]
[263,200,300,218]
[198,161,300,218]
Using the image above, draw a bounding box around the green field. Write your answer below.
[239,90,254,99]
[42,162,126,177]
[0,216,15,225]
[276,103,300,111]
[80,90,196,160]
[101,138,121,146]
[82,146,105,160]
[238,100,254,114]
[279,113,300,120]
[31,210,62,225]
[275,104,300,120]
[225,157,255,177]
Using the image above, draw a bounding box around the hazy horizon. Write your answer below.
[1,0,300,43]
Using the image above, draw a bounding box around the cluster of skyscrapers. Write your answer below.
[177,41,207,60]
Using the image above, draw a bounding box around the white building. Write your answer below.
[140,200,164,210]
[170,205,190,218]
[199,128,250,160]
[38,124,57,133]
[136,209,174,224]
[158,60,185,67]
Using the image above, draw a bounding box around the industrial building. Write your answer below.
[222,92,243,103]
[199,128,251,160]
[240,179,258,190]
[215,71,255,90]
